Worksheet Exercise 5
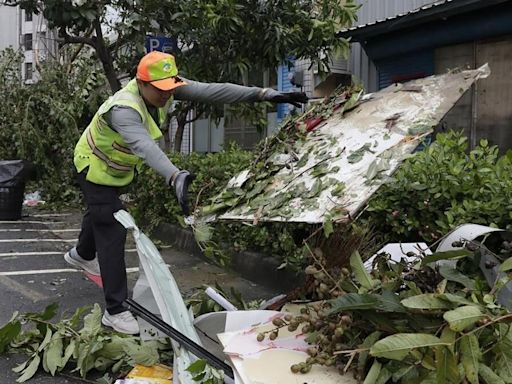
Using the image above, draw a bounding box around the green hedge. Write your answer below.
[364,131,512,242]
[132,130,512,266]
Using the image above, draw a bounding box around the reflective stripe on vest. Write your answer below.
[86,129,132,172]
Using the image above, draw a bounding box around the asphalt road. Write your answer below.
[0,208,278,383]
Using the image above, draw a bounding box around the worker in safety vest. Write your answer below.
[64,51,308,334]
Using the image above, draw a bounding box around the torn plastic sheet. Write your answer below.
[215,65,490,224]
[115,210,202,384]
[435,224,512,309]
[365,242,432,270]
[436,223,505,253]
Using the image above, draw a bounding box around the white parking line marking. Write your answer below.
[0,275,48,301]
[0,239,78,243]
[28,213,73,218]
[0,228,80,233]
[0,249,137,257]
[0,221,65,224]
[0,267,140,276]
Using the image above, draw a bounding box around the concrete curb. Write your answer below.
[153,222,303,292]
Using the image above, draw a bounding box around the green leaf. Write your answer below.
[370,333,448,361]
[80,303,102,338]
[375,367,392,384]
[443,306,483,332]
[12,359,29,374]
[363,360,381,384]
[194,222,213,243]
[379,290,408,312]
[323,216,333,238]
[358,332,382,375]
[436,346,459,384]
[328,292,405,315]
[122,340,159,366]
[439,265,476,290]
[193,372,207,381]
[187,359,207,374]
[366,160,379,181]
[68,305,91,330]
[500,257,512,272]
[460,334,480,384]
[45,331,63,375]
[60,339,76,368]
[343,90,362,112]
[25,303,58,321]
[94,356,114,371]
[439,293,474,306]
[439,325,456,351]
[391,365,415,382]
[328,293,379,313]
[479,363,505,384]
[422,249,472,265]
[350,251,378,290]
[16,354,41,383]
[401,294,454,310]
[420,371,438,384]
[491,334,512,383]
[0,320,21,354]
[436,327,458,384]
[38,327,53,352]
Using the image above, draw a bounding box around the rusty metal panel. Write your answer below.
[476,38,512,151]
[216,65,489,224]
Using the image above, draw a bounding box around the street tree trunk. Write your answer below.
[93,20,121,93]
[174,109,188,152]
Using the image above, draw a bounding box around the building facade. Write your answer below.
[0,5,58,82]
[340,0,512,150]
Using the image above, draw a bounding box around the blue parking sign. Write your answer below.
[145,36,178,53]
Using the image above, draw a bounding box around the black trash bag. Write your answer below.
[0,160,28,187]
[0,160,29,220]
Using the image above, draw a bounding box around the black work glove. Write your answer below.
[171,170,195,216]
[267,92,309,108]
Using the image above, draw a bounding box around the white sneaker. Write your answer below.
[64,247,101,276]
[102,310,140,335]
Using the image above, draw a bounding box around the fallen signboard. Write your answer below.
[205,65,490,224]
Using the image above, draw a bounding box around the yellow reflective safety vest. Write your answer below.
[74,79,172,187]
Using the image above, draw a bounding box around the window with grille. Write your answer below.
[25,63,32,80]
[24,34,33,51]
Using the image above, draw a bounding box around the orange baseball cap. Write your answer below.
[136,51,187,91]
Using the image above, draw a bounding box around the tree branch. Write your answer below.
[59,28,96,49]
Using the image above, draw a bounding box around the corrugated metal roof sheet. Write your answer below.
[345,0,452,33]
[339,0,506,40]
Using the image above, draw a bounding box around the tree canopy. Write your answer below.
[4,0,360,149]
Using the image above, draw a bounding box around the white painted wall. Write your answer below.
[0,6,20,50]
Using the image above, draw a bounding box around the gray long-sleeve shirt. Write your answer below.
[108,78,280,184]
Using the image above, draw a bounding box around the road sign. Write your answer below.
[145,35,178,53]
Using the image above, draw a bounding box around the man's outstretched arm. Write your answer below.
[174,78,307,106]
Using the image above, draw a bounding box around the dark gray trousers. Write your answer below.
[75,172,128,315]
